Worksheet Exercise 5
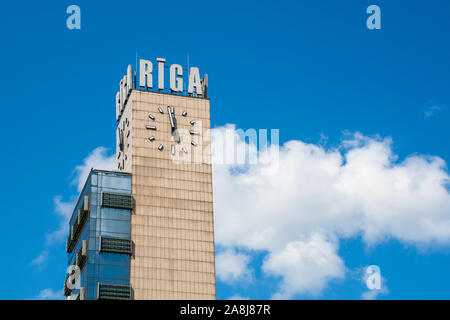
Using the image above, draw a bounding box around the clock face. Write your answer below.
[145,105,199,156]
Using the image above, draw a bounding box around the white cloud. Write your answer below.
[33,288,64,300]
[424,105,441,117]
[263,234,345,298]
[31,250,49,266]
[212,125,450,298]
[215,248,253,283]
[45,196,77,244]
[71,146,116,192]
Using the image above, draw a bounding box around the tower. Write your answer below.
[115,58,216,299]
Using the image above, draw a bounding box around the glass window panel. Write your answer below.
[87,284,96,300]
[98,264,130,281]
[91,173,97,186]
[101,175,131,191]
[98,252,129,266]
[100,220,130,235]
[101,207,130,221]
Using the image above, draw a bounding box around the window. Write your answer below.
[76,240,88,271]
[66,236,74,253]
[101,193,132,209]
[100,237,132,255]
[66,196,90,253]
[97,283,131,300]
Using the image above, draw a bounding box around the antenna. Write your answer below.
[134,52,138,89]
[187,53,190,94]
[135,52,138,72]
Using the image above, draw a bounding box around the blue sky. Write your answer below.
[1,0,450,299]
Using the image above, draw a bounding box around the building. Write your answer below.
[65,169,133,300]
[65,58,216,300]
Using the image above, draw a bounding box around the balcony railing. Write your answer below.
[75,240,88,271]
[66,195,89,253]
[100,237,132,255]
[101,192,132,209]
[97,283,131,300]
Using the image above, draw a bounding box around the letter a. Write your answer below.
[366,265,381,290]
[366,5,381,30]
[66,5,81,30]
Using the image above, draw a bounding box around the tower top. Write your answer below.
[116,57,208,122]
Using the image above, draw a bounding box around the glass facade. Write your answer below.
[65,169,132,300]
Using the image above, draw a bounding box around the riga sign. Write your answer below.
[116,57,208,121]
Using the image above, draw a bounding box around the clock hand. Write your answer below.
[121,130,124,150]
[118,127,124,152]
[168,106,176,130]
[167,106,180,143]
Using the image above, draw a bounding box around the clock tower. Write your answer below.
[115,60,216,299]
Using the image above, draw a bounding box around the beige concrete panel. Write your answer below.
[126,90,215,300]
